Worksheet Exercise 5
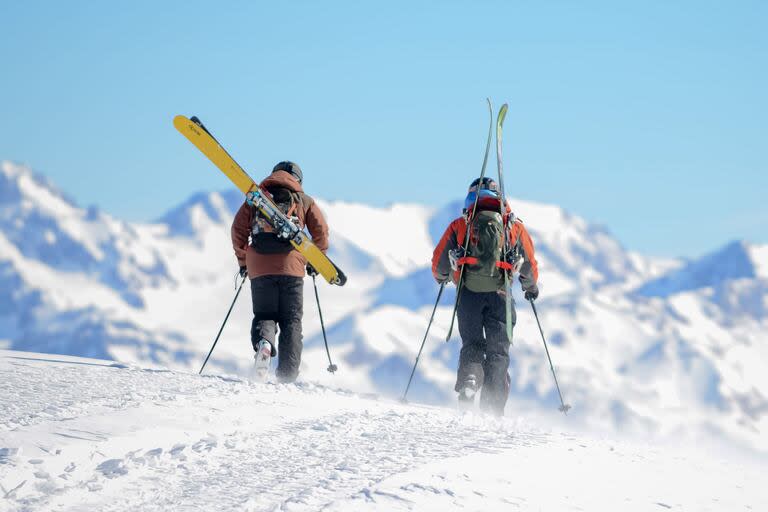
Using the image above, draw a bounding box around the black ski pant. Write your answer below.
[456,288,515,415]
[250,275,304,383]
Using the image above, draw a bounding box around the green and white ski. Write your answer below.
[495,104,513,342]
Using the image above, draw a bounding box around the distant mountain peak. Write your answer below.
[157,189,244,237]
[637,239,766,298]
[0,160,76,209]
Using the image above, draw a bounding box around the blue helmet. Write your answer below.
[464,188,501,212]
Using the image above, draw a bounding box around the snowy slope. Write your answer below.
[1,160,767,456]
[1,351,765,511]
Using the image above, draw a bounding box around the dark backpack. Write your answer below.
[462,210,507,292]
[250,186,304,254]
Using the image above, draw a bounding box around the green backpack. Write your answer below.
[462,210,507,293]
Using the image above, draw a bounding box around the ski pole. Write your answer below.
[445,280,464,341]
[529,298,571,414]
[199,274,247,375]
[312,274,338,373]
[402,283,445,402]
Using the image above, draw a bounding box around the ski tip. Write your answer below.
[189,116,213,137]
[173,114,205,133]
[333,267,348,287]
[172,114,188,131]
[498,103,509,122]
[189,116,208,132]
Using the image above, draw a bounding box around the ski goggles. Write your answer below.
[464,189,501,211]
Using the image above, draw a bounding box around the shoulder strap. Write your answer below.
[285,194,298,218]
[293,192,312,228]
[456,216,469,247]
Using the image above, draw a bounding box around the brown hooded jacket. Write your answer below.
[231,170,329,279]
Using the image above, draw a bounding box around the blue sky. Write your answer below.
[1,1,765,258]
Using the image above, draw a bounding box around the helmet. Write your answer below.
[468,177,498,193]
[464,188,501,212]
[272,161,303,184]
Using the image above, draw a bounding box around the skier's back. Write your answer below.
[231,161,329,382]
[432,177,539,415]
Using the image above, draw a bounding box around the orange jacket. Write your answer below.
[432,210,538,292]
[231,171,329,279]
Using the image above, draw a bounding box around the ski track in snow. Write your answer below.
[0,354,543,511]
[1,353,765,512]
[86,409,537,512]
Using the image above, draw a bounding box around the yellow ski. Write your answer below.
[173,115,346,286]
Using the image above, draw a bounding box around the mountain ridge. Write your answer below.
[1,160,766,453]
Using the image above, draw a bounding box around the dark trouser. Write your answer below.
[456,288,515,415]
[250,275,304,383]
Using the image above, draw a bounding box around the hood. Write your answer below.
[260,171,304,193]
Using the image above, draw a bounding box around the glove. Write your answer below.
[524,284,539,301]
[436,274,451,285]
[448,248,464,272]
[306,264,318,277]
[239,266,248,278]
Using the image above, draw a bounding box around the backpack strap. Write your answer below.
[455,257,513,269]
[293,192,311,228]
[456,217,470,247]
[285,197,298,219]
[457,256,478,266]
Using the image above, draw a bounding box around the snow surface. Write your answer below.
[1,160,768,458]
[1,351,765,511]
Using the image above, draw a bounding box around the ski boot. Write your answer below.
[251,339,274,382]
[457,375,478,412]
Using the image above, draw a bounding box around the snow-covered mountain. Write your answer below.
[1,160,766,454]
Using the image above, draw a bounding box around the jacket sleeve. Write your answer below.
[304,200,330,252]
[512,221,539,291]
[432,219,460,282]
[231,202,252,267]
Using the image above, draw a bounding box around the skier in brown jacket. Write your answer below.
[231,161,330,382]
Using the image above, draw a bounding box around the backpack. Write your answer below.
[250,186,305,254]
[460,210,508,293]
